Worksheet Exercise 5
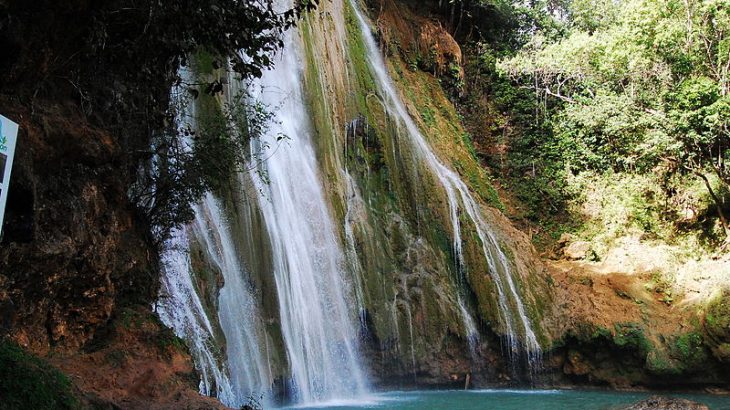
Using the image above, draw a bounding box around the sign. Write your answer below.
[0,115,19,236]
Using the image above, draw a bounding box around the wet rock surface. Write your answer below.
[622,395,709,409]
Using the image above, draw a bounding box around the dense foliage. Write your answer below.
[445,0,729,248]
[502,0,728,245]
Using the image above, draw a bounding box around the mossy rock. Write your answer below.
[645,349,683,376]
[0,340,80,410]
[705,289,730,341]
[704,289,730,362]
[645,332,709,375]
[713,343,730,362]
[669,332,708,370]
[612,323,652,356]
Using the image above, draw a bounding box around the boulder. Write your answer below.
[622,395,709,410]
[558,233,574,246]
[564,241,591,260]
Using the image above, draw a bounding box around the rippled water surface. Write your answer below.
[281,389,730,410]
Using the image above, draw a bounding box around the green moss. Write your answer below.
[671,332,707,368]
[592,326,612,340]
[573,322,612,343]
[613,323,652,355]
[119,307,146,329]
[0,340,80,410]
[461,132,478,161]
[343,4,378,111]
[156,327,188,359]
[552,322,610,349]
[420,106,436,127]
[705,289,730,341]
[452,159,504,211]
[646,349,682,376]
[704,289,730,362]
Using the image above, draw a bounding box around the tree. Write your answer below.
[497,0,730,243]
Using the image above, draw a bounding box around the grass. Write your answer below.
[0,340,80,410]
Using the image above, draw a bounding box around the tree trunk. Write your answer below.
[696,171,730,240]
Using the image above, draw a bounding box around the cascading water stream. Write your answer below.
[343,170,369,323]
[347,0,542,367]
[157,228,236,404]
[159,195,274,408]
[245,0,369,402]
[192,194,273,405]
[160,1,369,404]
[457,296,480,359]
[158,70,274,408]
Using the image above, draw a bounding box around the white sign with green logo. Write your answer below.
[0,115,19,236]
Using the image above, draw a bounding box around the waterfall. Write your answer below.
[158,0,546,405]
[159,0,369,403]
[346,0,542,366]
[343,170,369,322]
[193,194,273,404]
[156,64,275,407]
[246,3,369,402]
[457,296,480,359]
[158,194,274,408]
[157,228,236,404]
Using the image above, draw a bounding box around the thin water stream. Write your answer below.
[346,0,541,365]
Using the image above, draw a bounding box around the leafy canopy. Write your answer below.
[496,0,730,241]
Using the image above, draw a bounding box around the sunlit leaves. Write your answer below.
[492,0,730,235]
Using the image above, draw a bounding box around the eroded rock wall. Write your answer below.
[0,99,157,353]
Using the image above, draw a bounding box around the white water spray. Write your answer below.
[192,194,273,405]
[246,4,369,402]
[157,228,236,404]
[158,193,274,408]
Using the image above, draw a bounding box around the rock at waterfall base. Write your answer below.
[622,395,709,409]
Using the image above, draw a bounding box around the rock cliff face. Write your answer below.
[0,1,212,406]
[296,0,556,386]
[0,99,157,353]
[0,0,165,353]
